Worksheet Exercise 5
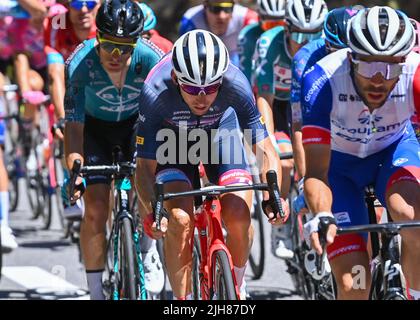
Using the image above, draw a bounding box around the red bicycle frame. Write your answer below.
[193,196,240,299]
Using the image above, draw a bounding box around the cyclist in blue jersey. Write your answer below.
[135,29,286,300]
[64,0,164,300]
[302,7,420,300]
[238,0,285,83]
[290,6,360,212]
[179,0,258,67]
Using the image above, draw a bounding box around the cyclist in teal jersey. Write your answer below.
[238,0,285,83]
[254,0,327,260]
[64,0,163,300]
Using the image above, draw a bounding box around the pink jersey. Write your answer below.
[0,13,46,69]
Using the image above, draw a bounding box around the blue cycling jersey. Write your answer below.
[136,55,268,160]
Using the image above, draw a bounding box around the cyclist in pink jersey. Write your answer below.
[44,0,99,139]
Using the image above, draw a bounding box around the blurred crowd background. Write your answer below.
[137,0,420,41]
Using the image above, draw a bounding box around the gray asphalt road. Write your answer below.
[0,180,301,300]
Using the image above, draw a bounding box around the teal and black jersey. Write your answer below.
[237,22,263,83]
[254,26,292,101]
[64,38,163,123]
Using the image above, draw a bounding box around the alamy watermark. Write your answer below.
[151,125,267,174]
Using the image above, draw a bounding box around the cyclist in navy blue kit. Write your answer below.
[135,29,286,300]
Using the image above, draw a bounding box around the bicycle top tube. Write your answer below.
[337,221,420,235]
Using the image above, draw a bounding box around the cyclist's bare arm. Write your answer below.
[135,158,157,218]
[64,122,84,171]
[291,120,306,179]
[304,143,336,253]
[48,64,66,120]
[257,93,275,135]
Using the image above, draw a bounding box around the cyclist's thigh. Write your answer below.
[375,131,420,218]
[327,157,369,262]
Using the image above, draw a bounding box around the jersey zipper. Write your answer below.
[117,88,123,122]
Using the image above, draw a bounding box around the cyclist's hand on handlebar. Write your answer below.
[52,118,65,141]
[262,197,289,225]
[62,175,86,206]
[304,212,337,255]
[143,212,168,240]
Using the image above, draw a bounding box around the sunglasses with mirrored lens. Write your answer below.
[179,82,222,95]
[70,1,98,10]
[352,59,404,80]
[98,37,136,55]
[290,31,323,44]
[207,3,234,14]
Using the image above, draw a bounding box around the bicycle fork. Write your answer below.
[195,198,240,299]
[379,231,407,300]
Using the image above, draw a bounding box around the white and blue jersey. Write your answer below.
[290,38,327,123]
[179,4,258,67]
[301,49,420,261]
[302,49,420,158]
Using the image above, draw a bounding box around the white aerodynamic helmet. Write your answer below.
[286,0,328,30]
[172,29,230,86]
[257,0,286,18]
[347,6,415,57]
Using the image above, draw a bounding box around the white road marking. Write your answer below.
[1,266,89,300]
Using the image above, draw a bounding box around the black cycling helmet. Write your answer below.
[96,0,144,39]
[324,6,361,49]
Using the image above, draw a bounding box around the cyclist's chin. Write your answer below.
[190,105,211,116]
[105,61,123,71]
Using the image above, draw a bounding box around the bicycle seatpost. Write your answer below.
[154,182,165,231]
[266,170,285,219]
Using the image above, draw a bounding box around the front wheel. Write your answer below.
[212,250,238,300]
[118,217,140,300]
[249,184,265,280]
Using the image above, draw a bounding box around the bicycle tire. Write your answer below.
[6,154,20,212]
[118,217,139,300]
[192,234,202,300]
[249,186,265,280]
[286,183,310,299]
[155,238,168,300]
[25,145,44,219]
[212,250,238,300]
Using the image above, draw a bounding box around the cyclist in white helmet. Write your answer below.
[301,6,420,299]
[238,0,286,83]
[254,0,327,260]
[179,0,258,67]
[135,29,286,300]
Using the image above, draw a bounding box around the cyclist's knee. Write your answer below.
[281,158,294,171]
[28,69,44,91]
[222,200,251,232]
[168,208,194,236]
